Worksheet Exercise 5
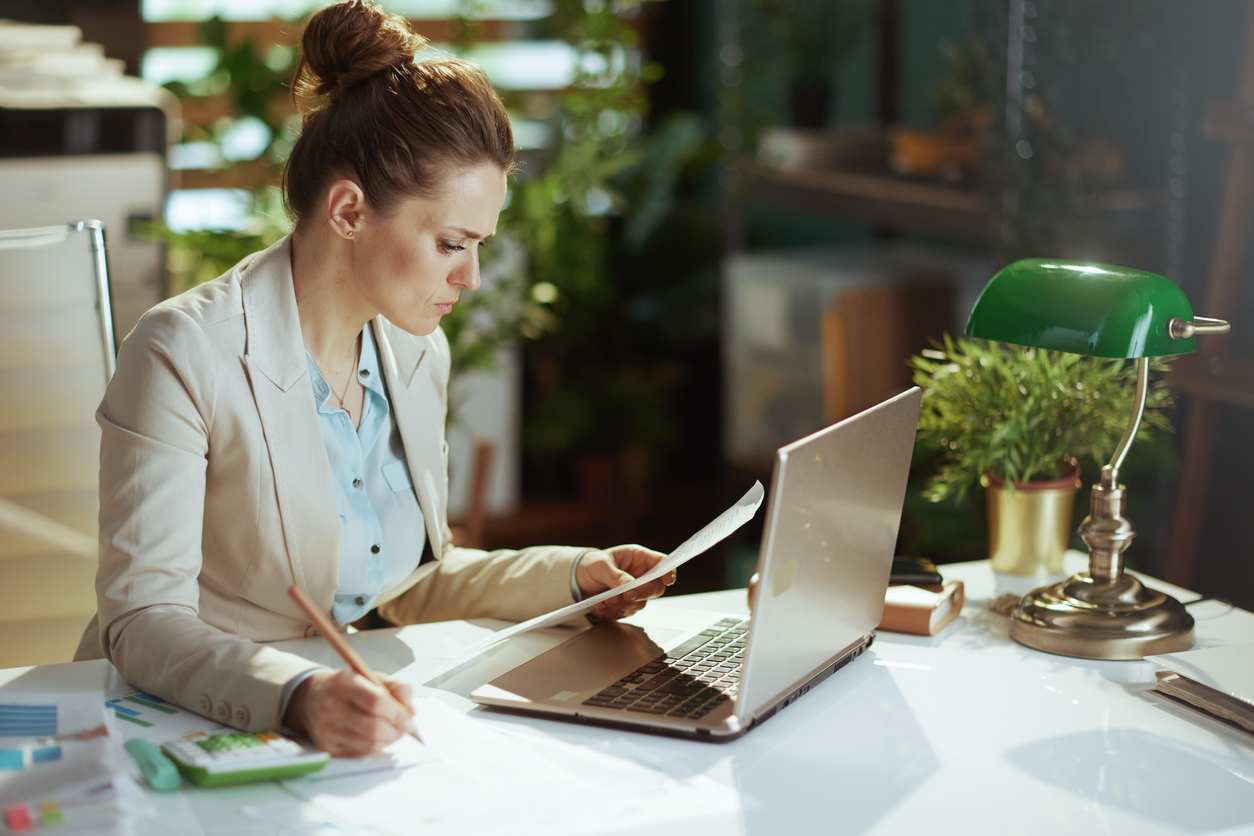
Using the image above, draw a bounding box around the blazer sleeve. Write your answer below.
[377,534,585,626]
[94,308,319,731]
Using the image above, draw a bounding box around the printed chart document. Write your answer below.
[459,481,765,657]
[0,695,152,833]
[0,693,103,738]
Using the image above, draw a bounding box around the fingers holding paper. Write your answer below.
[285,669,414,757]
[576,544,676,621]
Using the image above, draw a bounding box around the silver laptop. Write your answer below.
[470,388,921,741]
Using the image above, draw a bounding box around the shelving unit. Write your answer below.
[752,166,1167,246]
[751,167,987,241]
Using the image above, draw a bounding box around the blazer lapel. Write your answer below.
[372,318,448,560]
[240,238,340,609]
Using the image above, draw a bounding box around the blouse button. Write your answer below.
[355,597,365,606]
[353,478,362,488]
[371,544,380,554]
[360,369,370,378]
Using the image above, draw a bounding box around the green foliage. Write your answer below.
[498,0,722,459]
[519,111,720,457]
[162,17,300,171]
[502,0,655,287]
[910,335,1174,503]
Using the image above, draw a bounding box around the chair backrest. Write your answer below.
[821,282,954,424]
[0,221,115,662]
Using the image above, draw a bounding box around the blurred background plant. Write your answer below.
[520,111,720,486]
[928,37,994,125]
[738,0,873,129]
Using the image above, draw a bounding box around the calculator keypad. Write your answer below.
[163,731,314,772]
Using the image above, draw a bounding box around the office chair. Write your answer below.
[0,221,117,661]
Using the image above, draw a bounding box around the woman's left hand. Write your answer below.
[575,544,675,620]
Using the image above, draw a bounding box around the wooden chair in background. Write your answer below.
[449,438,496,550]
[821,282,955,424]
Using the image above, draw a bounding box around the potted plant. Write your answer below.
[909,335,1173,575]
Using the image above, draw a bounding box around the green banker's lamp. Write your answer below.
[966,259,1229,660]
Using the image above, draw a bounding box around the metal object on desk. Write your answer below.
[967,259,1230,659]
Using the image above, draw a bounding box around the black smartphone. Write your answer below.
[889,556,943,586]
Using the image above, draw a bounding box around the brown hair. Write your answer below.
[284,0,515,230]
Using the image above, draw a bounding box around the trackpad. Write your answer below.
[488,622,682,702]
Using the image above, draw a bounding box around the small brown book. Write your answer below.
[878,580,965,636]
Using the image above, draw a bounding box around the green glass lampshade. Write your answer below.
[964,259,1197,358]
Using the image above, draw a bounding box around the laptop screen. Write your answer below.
[737,388,921,721]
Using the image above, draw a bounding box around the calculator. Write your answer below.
[160,730,330,787]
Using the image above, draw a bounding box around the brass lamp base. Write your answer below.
[1010,572,1195,660]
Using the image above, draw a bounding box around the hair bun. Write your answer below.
[298,0,425,101]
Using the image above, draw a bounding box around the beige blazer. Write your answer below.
[74,236,583,730]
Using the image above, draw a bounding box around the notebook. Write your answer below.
[470,387,921,741]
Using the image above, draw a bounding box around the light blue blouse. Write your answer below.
[306,325,427,626]
[281,325,585,721]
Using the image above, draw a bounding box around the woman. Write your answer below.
[74,0,672,757]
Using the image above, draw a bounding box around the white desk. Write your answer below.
[4,554,1253,836]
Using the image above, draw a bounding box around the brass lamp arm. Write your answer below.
[1168,316,1231,339]
[1103,357,1148,489]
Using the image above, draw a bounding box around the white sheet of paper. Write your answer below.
[456,481,765,657]
[259,698,740,836]
[299,731,437,783]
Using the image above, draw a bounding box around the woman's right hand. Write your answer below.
[283,669,413,756]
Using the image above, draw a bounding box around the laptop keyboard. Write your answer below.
[581,617,746,720]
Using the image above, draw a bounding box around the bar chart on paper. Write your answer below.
[106,693,180,729]
[0,693,102,739]
[0,693,107,773]
[0,705,57,737]
[105,689,229,745]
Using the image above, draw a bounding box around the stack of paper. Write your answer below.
[0,694,152,833]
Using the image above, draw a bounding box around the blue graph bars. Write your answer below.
[0,704,57,737]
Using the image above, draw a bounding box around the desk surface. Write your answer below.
[4,554,1254,836]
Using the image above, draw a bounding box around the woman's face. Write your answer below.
[348,163,508,336]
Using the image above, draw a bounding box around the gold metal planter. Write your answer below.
[982,462,1081,576]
